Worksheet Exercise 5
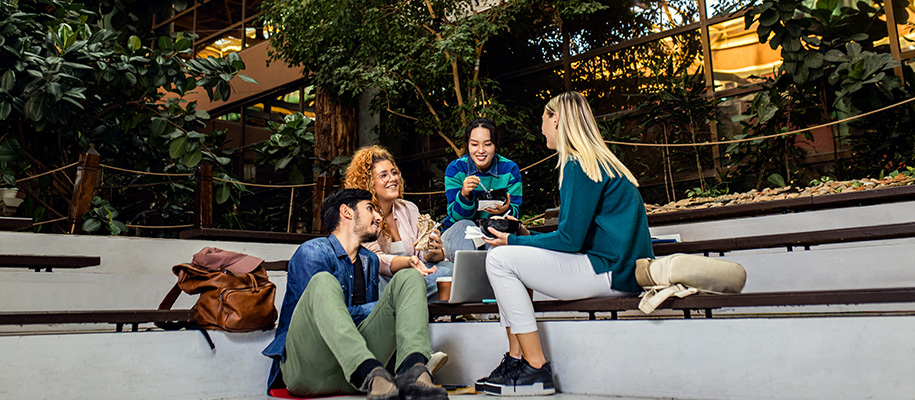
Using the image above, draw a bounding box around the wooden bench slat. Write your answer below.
[0,217,33,231]
[647,185,915,226]
[653,221,915,256]
[428,287,915,317]
[0,255,101,269]
[0,309,194,325]
[179,228,320,244]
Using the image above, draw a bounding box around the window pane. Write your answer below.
[706,0,754,18]
[571,30,704,115]
[709,18,781,92]
[195,28,244,58]
[483,16,562,78]
[497,66,566,117]
[899,1,915,52]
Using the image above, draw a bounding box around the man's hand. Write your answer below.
[423,228,445,263]
[483,193,512,215]
[461,175,480,199]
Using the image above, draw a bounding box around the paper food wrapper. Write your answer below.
[413,214,436,250]
[478,199,505,211]
[463,225,486,248]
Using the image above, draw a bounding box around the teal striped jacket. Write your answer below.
[443,154,522,230]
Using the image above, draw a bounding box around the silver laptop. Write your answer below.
[448,250,495,304]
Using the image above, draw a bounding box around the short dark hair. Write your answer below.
[320,189,372,233]
[464,118,499,150]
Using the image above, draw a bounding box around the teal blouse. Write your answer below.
[508,158,654,293]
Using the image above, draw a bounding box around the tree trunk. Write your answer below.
[314,89,357,161]
[312,89,357,232]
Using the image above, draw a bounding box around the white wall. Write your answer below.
[649,200,915,241]
[0,232,297,313]
[430,317,915,400]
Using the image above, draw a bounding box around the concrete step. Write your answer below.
[429,316,915,400]
[4,315,913,400]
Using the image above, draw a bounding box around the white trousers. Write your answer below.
[485,245,634,334]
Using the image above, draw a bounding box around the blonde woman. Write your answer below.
[476,92,655,396]
[344,145,453,299]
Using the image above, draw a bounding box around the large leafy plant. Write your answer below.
[733,0,910,187]
[0,0,252,231]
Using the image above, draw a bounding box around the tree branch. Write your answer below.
[408,74,463,156]
[421,3,466,125]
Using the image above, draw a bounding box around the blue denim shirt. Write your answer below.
[262,234,380,391]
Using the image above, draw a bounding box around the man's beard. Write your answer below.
[361,231,379,242]
[354,213,379,242]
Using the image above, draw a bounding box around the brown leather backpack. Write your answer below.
[160,263,278,332]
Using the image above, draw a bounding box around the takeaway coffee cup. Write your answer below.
[436,277,452,301]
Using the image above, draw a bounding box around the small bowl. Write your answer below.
[478,188,508,202]
[478,218,520,238]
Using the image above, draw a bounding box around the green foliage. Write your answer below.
[734,0,911,188]
[826,42,901,114]
[636,59,720,201]
[254,112,317,184]
[260,0,604,156]
[767,173,787,187]
[686,183,729,198]
[0,0,250,232]
[81,196,128,235]
[809,175,833,185]
[0,161,15,187]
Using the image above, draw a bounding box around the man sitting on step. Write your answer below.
[262,189,448,400]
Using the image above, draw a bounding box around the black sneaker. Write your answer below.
[475,353,525,392]
[482,361,555,396]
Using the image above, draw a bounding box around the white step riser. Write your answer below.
[649,200,915,241]
[430,317,915,400]
[3,317,913,400]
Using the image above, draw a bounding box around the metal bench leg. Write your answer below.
[682,310,691,319]
[705,309,713,318]
[132,323,139,332]
[610,311,618,320]
[116,323,123,332]
[588,312,596,321]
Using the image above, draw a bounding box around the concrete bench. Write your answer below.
[0,309,194,332]
[179,228,320,244]
[428,287,915,321]
[0,254,101,272]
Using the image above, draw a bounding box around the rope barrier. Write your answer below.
[520,153,558,172]
[31,217,68,227]
[522,213,545,224]
[15,162,79,183]
[126,223,194,229]
[404,190,446,195]
[212,177,316,188]
[100,164,193,177]
[606,96,915,148]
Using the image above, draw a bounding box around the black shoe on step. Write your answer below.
[482,361,555,396]
[474,353,526,392]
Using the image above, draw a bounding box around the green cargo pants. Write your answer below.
[280,268,431,396]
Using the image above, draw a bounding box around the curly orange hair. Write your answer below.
[343,145,404,237]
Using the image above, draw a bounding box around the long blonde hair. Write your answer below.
[544,91,638,187]
[343,145,404,236]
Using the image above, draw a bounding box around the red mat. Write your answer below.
[268,389,349,399]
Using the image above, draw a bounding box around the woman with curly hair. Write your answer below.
[344,145,453,299]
